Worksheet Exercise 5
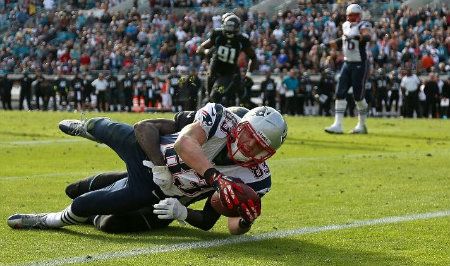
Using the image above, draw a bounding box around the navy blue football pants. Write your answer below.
[71,118,164,217]
[336,61,369,101]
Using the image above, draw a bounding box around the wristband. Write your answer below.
[203,168,220,185]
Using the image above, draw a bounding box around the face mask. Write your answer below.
[230,141,250,162]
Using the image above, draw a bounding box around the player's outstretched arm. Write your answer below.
[174,121,214,176]
[321,37,342,50]
[153,197,221,231]
[228,217,252,235]
[134,119,173,166]
[227,195,261,235]
[196,39,213,56]
[244,46,258,73]
[185,199,221,231]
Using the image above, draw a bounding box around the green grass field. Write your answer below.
[0,111,449,265]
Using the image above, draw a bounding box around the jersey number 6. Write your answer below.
[346,40,356,51]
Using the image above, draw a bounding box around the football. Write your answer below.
[210,183,261,217]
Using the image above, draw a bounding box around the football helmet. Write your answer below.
[223,15,241,38]
[228,106,287,167]
[221,12,235,24]
[346,4,362,23]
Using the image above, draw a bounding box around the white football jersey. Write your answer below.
[342,21,371,62]
[159,103,272,199]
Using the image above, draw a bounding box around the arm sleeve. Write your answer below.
[185,197,221,231]
[242,35,256,60]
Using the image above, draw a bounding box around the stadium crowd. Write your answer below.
[0,0,450,118]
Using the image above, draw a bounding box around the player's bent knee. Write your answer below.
[65,182,80,199]
[94,215,124,233]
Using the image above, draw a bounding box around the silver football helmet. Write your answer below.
[228,106,287,166]
[346,4,362,23]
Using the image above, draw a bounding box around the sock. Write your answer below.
[356,100,368,128]
[332,99,347,127]
[45,205,88,228]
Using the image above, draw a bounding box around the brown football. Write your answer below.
[210,183,261,217]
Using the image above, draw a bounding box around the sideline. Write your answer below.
[19,209,450,266]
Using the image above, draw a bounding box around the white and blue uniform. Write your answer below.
[71,103,271,217]
[336,21,371,101]
[160,103,271,202]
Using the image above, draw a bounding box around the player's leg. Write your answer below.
[59,117,140,162]
[325,63,349,134]
[206,71,217,102]
[350,61,369,134]
[7,175,160,230]
[9,120,162,229]
[65,171,128,199]
[93,207,172,233]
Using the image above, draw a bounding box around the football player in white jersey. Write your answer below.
[325,4,372,134]
[7,104,287,235]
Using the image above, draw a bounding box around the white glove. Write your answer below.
[153,198,188,222]
[143,160,174,192]
[151,165,173,191]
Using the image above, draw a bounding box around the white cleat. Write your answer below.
[58,119,97,141]
[7,214,49,229]
[324,124,343,134]
[350,125,368,134]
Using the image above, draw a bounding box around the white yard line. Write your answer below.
[19,209,450,266]
[0,170,123,180]
[0,139,85,146]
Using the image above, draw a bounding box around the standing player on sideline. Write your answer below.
[324,4,372,134]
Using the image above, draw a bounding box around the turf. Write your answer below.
[0,111,449,265]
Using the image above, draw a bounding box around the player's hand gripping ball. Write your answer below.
[210,181,261,220]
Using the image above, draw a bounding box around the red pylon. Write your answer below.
[132,96,140,112]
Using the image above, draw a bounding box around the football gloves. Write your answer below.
[143,161,175,196]
[204,168,243,210]
[238,198,261,225]
[153,198,188,222]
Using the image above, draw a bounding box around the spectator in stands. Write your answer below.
[0,0,448,118]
